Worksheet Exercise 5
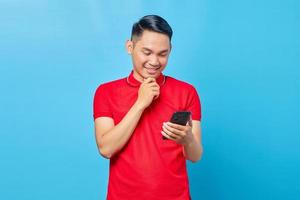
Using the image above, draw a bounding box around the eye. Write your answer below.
[159,53,168,57]
[143,51,151,56]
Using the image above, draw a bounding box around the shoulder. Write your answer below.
[166,76,196,91]
[95,77,126,93]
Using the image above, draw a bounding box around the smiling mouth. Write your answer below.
[144,65,160,70]
[145,67,160,74]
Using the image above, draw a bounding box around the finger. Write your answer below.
[150,83,160,88]
[143,77,156,83]
[187,117,193,127]
[161,127,179,140]
[146,82,159,88]
[161,131,174,140]
[151,88,160,92]
[166,122,186,131]
[153,91,160,99]
[163,123,182,137]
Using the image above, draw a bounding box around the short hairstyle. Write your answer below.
[131,15,173,42]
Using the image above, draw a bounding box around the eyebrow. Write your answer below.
[142,47,169,54]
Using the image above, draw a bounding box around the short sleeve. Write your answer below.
[187,86,202,121]
[93,85,113,120]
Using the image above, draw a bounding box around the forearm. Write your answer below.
[97,102,145,158]
[183,136,203,162]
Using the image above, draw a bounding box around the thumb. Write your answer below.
[187,116,193,127]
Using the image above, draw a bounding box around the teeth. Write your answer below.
[145,68,158,70]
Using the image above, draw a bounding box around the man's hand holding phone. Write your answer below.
[161,111,194,146]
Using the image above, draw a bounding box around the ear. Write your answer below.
[126,40,133,54]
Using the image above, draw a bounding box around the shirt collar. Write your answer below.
[126,70,166,87]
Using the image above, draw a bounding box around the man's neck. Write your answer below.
[132,71,144,82]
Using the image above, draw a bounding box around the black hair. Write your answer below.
[131,15,173,41]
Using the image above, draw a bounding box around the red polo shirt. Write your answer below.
[93,71,201,200]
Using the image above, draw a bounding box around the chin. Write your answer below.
[143,73,160,79]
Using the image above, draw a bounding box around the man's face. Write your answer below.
[126,30,171,81]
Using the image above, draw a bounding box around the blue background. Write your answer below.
[0,0,299,199]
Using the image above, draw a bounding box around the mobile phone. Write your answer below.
[162,111,191,140]
[170,111,191,126]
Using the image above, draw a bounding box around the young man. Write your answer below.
[93,15,203,200]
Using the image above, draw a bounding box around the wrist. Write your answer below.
[183,136,195,148]
[133,100,146,112]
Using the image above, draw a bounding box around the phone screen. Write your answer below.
[170,111,191,126]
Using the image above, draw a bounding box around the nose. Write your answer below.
[149,55,159,67]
